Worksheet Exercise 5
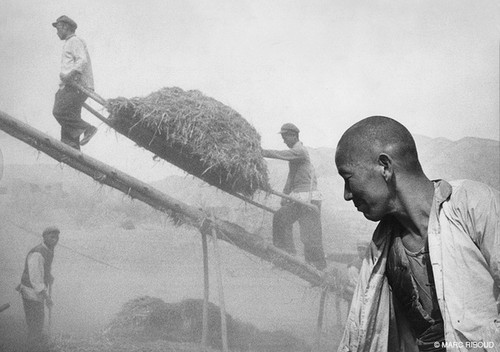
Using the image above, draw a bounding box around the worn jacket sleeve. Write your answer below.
[459,180,500,300]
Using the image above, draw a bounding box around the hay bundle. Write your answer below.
[107,88,270,196]
[104,297,242,350]
[104,296,172,339]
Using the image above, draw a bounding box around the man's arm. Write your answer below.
[459,181,500,301]
[27,252,48,295]
[262,147,307,161]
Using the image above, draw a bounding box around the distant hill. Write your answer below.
[414,135,499,188]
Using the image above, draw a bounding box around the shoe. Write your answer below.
[80,126,98,146]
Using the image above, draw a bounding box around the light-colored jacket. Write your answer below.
[60,34,94,89]
[338,180,500,352]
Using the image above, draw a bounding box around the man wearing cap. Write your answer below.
[52,15,97,150]
[16,226,60,349]
[262,123,327,270]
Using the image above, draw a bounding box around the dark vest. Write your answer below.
[20,244,54,288]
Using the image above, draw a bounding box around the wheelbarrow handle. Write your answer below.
[69,81,107,106]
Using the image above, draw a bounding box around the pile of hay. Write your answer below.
[107,88,270,196]
[103,296,242,350]
[103,296,310,352]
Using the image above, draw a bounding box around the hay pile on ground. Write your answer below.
[107,88,270,196]
[103,296,310,352]
[104,296,243,351]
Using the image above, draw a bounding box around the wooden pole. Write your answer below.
[201,230,209,350]
[70,82,107,106]
[269,189,319,213]
[0,110,328,288]
[335,293,343,327]
[48,284,52,335]
[211,215,229,352]
[0,303,10,313]
[313,289,327,352]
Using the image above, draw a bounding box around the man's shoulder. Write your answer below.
[440,179,500,218]
[448,179,499,201]
[66,35,86,46]
[291,141,309,156]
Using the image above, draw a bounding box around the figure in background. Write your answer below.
[17,226,60,350]
[52,15,97,150]
[262,123,327,270]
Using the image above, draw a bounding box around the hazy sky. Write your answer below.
[0,0,498,181]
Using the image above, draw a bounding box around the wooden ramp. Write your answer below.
[0,110,327,288]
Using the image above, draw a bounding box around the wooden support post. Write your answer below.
[201,230,209,350]
[314,289,328,352]
[335,293,343,327]
[211,217,229,352]
[48,284,53,335]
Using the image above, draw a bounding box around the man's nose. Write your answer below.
[344,185,353,201]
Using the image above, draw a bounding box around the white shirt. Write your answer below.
[20,244,49,302]
[60,34,94,89]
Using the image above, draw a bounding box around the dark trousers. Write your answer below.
[272,200,327,270]
[53,86,91,150]
[22,298,46,349]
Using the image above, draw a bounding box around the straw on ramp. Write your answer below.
[107,87,270,196]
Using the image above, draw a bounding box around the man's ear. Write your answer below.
[378,153,393,181]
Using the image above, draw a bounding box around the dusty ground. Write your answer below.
[0,196,348,352]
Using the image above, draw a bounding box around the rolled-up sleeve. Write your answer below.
[27,252,46,294]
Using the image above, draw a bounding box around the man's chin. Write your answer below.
[362,211,382,222]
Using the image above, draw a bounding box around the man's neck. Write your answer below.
[393,176,435,248]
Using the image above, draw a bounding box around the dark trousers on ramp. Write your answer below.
[53,85,91,150]
[272,200,327,270]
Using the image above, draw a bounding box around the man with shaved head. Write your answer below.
[335,116,499,351]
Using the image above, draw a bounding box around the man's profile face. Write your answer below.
[43,233,59,249]
[336,151,392,222]
[55,23,69,40]
[281,133,297,148]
